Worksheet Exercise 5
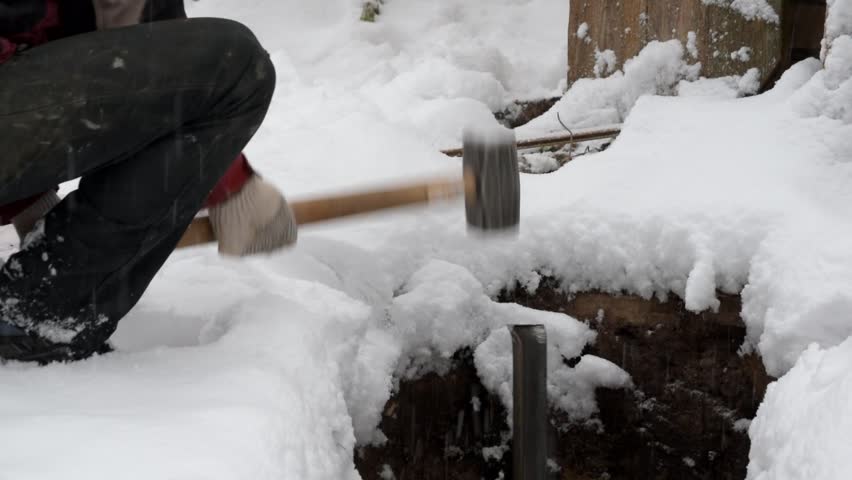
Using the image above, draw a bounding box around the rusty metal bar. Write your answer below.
[510,324,547,480]
[441,125,621,157]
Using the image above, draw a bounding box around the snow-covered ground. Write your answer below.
[1,0,851,479]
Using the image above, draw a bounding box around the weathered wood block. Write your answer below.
[567,0,784,85]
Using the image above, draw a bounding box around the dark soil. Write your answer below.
[356,280,772,480]
[495,98,561,128]
[504,280,773,480]
[355,350,511,480]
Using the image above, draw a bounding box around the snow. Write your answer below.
[701,0,780,23]
[520,152,560,173]
[825,0,852,50]
[593,48,618,77]
[546,457,562,473]
[521,40,699,136]
[0,291,364,479]
[576,21,589,41]
[734,418,752,432]
[731,46,753,62]
[686,31,699,58]
[1,0,851,478]
[797,34,852,123]
[678,68,761,98]
[737,67,762,94]
[379,464,396,480]
[747,339,852,480]
[746,16,852,476]
[475,303,630,424]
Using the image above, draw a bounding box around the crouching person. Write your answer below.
[0,0,295,362]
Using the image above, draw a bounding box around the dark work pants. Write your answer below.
[0,18,275,355]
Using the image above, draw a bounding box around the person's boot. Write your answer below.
[0,319,75,364]
[208,174,298,256]
[0,315,114,363]
[12,191,60,241]
[4,191,115,363]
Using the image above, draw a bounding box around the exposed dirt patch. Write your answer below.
[356,280,773,479]
[355,351,510,480]
[504,280,773,479]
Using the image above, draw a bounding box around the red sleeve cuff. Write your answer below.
[204,153,254,208]
[0,38,16,64]
[0,192,48,225]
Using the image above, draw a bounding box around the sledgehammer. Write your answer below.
[176,126,521,249]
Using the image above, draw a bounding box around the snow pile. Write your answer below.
[520,152,561,173]
[0,285,367,479]
[0,245,626,479]
[743,3,852,477]
[741,57,852,378]
[678,67,761,98]
[476,314,631,423]
[701,0,780,23]
[731,46,752,62]
[576,22,590,41]
[520,37,769,137]
[796,23,852,123]
[824,0,852,49]
[520,40,700,136]
[747,339,852,480]
[204,0,567,152]
[593,48,618,77]
[686,31,699,58]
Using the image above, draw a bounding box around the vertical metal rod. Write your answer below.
[510,324,547,480]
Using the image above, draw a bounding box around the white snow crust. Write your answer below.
[576,22,589,40]
[0,0,851,479]
[520,39,702,136]
[593,48,618,77]
[731,46,753,62]
[825,0,852,49]
[748,339,852,480]
[686,31,699,58]
[745,3,852,477]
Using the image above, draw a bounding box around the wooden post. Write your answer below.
[511,325,548,480]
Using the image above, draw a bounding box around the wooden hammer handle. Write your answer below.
[291,177,463,224]
[176,177,464,249]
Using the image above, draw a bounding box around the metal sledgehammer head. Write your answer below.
[462,125,521,232]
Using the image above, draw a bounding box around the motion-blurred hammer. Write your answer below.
[176,126,521,249]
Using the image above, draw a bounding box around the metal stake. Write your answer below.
[510,324,547,480]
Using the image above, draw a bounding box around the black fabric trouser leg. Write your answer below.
[0,17,275,356]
